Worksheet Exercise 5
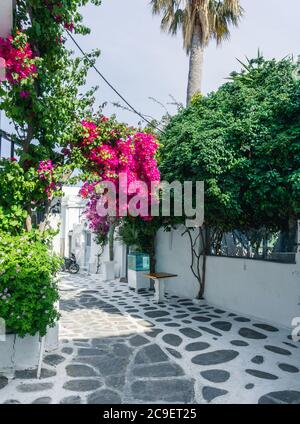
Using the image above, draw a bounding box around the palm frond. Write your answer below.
[151,0,243,52]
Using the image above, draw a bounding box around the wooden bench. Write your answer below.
[143,272,178,303]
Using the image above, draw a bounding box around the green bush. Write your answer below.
[159,56,300,232]
[0,232,61,337]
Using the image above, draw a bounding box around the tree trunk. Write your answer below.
[186,25,204,105]
[108,225,115,262]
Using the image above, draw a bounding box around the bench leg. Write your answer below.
[154,278,165,303]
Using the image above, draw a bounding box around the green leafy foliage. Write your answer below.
[0,158,65,234]
[0,232,61,337]
[118,216,166,273]
[159,55,300,233]
[0,1,102,167]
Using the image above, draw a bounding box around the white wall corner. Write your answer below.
[0,0,14,38]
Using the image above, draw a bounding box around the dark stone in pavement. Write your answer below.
[185,342,210,352]
[162,334,183,347]
[87,389,121,404]
[192,350,239,366]
[166,348,182,359]
[211,321,232,332]
[63,379,102,392]
[198,326,222,337]
[245,384,254,390]
[77,348,107,357]
[234,317,251,322]
[129,335,150,347]
[258,391,300,404]
[251,355,264,364]
[133,363,184,378]
[80,356,130,377]
[192,316,211,323]
[3,399,21,404]
[146,329,163,338]
[145,311,170,318]
[17,383,53,392]
[264,345,291,356]
[15,368,56,379]
[60,396,82,404]
[278,363,299,373]
[112,343,133,357]
[230,340,249,347]
[43,354,66,366]
[179,328,202,339]
[32,397,52,404]
[245,369,278,380]
[202,386,228,402]
[253,323,279,332]
[134,344,168,364]
[105,375,125,391]
[61,347,73,355]
[66,364,97,377]
[131,379,194,403]
[200,369,230,383]
[239,328,267,340]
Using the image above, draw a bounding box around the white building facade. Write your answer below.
[53,186,126,278]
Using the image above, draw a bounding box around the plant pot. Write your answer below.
[128,269,151,292]
[45,302,60,352]
[0,333,41,374]
[102,261,115,281]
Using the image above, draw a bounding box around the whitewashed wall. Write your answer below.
[52,186,126,277]
[156,226,300,329]
[0,0,13,38]
[100,236,127,279]
[155,226,200,299]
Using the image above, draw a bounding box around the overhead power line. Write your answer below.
[65,29,164,134]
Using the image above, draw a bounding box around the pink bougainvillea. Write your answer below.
[37,160,60,199]
[0,31,38,85]
[70,116,160,235]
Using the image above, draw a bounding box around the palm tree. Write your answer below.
[151,0,243,104]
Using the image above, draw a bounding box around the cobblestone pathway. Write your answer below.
[0,274,300,404]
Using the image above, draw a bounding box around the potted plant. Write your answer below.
[118,216,163,289]
[0,232,61,373]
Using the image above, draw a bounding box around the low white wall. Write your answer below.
[205,256,300,329]
[156,227,300,329]
[155,226,200,299]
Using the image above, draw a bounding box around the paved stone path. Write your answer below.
[0,274,299,404]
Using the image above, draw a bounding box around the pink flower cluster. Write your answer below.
[74,118,160,234]
[0,31,37,85]
[37,160,58,199]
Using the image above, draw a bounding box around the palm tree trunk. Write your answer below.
[186,25,204,105]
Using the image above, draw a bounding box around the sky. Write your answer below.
[76,0,300,125]
[1,0,300,154]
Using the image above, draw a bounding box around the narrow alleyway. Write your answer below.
[0,274,299,404]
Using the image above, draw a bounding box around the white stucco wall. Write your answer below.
[155,226,200,299]
[0,0,13,38]
[52,186,126,277]
[205,256,300,329]
[155,226,300,329]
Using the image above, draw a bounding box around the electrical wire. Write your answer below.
[65,29,164,134]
